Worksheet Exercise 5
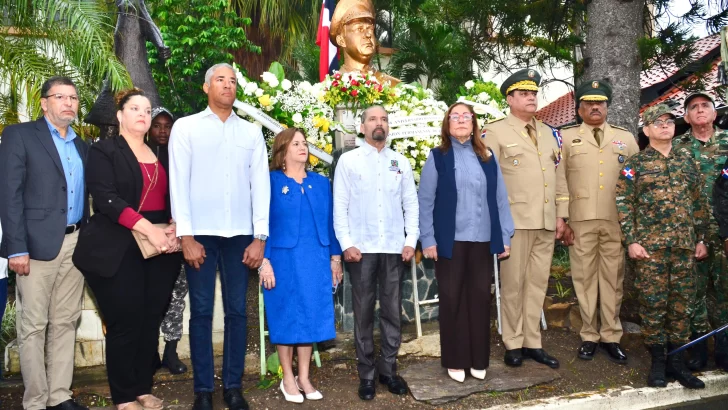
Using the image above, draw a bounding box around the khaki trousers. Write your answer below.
[501,229,555,350]
[569,220,624,343]
[16,231,84,410]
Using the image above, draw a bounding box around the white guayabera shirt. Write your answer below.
[333,142,420,254]
[169,107,271,238]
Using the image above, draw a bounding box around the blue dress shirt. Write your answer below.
[45,117,85,225]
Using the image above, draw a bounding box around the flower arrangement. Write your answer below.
[322,71,398,111]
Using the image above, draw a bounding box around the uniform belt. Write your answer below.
[65,223,79,234]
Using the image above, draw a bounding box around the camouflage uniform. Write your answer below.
[161,265,187,342]
[616,146,709,345]
[674,127,728,332]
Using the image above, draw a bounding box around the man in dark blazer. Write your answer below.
[0,76,89,410]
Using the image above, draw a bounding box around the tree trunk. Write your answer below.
[582,0,644,136]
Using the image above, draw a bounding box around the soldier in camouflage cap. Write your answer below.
[673,91,728,372]
[616,103,708,389]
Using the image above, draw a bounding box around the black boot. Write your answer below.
[162,340,188,375]
[686,333,708,371]
[715,330,728,371]
[666,343,705,389]
[647,345,668,388]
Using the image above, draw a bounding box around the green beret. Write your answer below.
[642,104,675,124]
[500,69,541,96]
[575,80,612,104]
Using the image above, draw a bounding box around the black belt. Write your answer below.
[65,223,79,234]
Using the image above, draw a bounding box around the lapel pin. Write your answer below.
[282,186,289,194]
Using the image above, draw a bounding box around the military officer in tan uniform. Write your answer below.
[484,69,563,369]
[555,80,639,364]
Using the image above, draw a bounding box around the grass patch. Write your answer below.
[550,244,570,278]
[1,300,16,351]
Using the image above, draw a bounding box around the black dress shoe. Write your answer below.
[193,392,213,410]
[504,349,523,367]
[223,388,249,410]
[358,379,376,400]
[600,342,628,364]
[379,374,408,395]
[578,341,598,360]
[47,400,88,410]
[522,348,560,369]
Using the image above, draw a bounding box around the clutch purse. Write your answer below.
[132,223,170,259]
[130,160,178,259]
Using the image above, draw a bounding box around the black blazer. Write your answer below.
[0,118,90,260]
[72,135,171,277]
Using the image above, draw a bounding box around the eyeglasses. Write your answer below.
[43,93,79,103]
[448,113,474,122]
[650,119,675,127]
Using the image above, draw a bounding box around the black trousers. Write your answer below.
[348,253,405,379]
[83,245,181,404]
[434,241,492,370]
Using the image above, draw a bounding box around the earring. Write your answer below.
[283,161,286,171]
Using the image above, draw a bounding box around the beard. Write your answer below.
[371,128,386,141]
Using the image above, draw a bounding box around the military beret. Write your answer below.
[575,80,612,104]
[500,69,541,96]
[329,0,376,45]
[642,104,675,124]
[683,91,715,109]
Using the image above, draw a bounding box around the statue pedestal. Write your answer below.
[334,105,361,149]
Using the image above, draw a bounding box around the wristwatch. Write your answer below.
[254,234,268,242]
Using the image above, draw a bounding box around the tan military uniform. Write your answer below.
[484,113,560,350]
[555,123,639,343]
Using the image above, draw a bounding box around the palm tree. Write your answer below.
[232,0,319,79]
[0,0,130,135]
[387,19,475,101]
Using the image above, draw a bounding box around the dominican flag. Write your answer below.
[722,168,728,179]
[316,0,339,82]
[622,167,635,180]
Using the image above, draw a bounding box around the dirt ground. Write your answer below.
[0,275,721,409]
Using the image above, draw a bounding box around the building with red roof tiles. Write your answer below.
[536,33,727,131]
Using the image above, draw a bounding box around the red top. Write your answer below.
[118,162,168,229]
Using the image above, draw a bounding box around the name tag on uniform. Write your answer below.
[571,139,583,146]
[506,143,519,148]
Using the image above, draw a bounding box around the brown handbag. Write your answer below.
[130,160,174,259]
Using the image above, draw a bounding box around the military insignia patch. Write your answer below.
[592,81,599,89]
[622,167,635,180]
[391,160,398,167]
[528,70,535,78]
[722,168,728,179]
[513,159,520,166]
[618,155,625,163]
[573,138,581,143]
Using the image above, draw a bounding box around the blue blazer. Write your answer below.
[265,171,342,257]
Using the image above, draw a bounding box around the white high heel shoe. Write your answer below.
[448,369,465,383]
[470,368,487,380]
[280,380,304,403]
[295,376,323,400]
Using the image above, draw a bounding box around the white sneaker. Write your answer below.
[448,369,465,382]
[470,368,487,380]
[295,376,323,400]
[280,380,304,403]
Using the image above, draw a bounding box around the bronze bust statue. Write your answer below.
[329,0,399,86]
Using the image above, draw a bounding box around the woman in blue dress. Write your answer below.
[258,128,343,403]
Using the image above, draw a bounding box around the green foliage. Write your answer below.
[457,81,507,109]
[146,0,261,116]
[284,39,320,83]
[0,0,130,128]
[554,280,573,300]
[1,300,17,353]
[256,350,282,388]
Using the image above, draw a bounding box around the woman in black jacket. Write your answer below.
[73,89,181,410]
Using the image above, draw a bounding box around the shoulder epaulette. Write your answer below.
[560,124,578,130]
[611,125,629,131]
[487,117,505,124]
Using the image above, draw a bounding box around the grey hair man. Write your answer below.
[169,63,270,410]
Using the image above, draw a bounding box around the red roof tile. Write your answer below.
[536,34,723,129]
[639,59,725,121]
[640,34,721,88]
[535,91,575,128]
